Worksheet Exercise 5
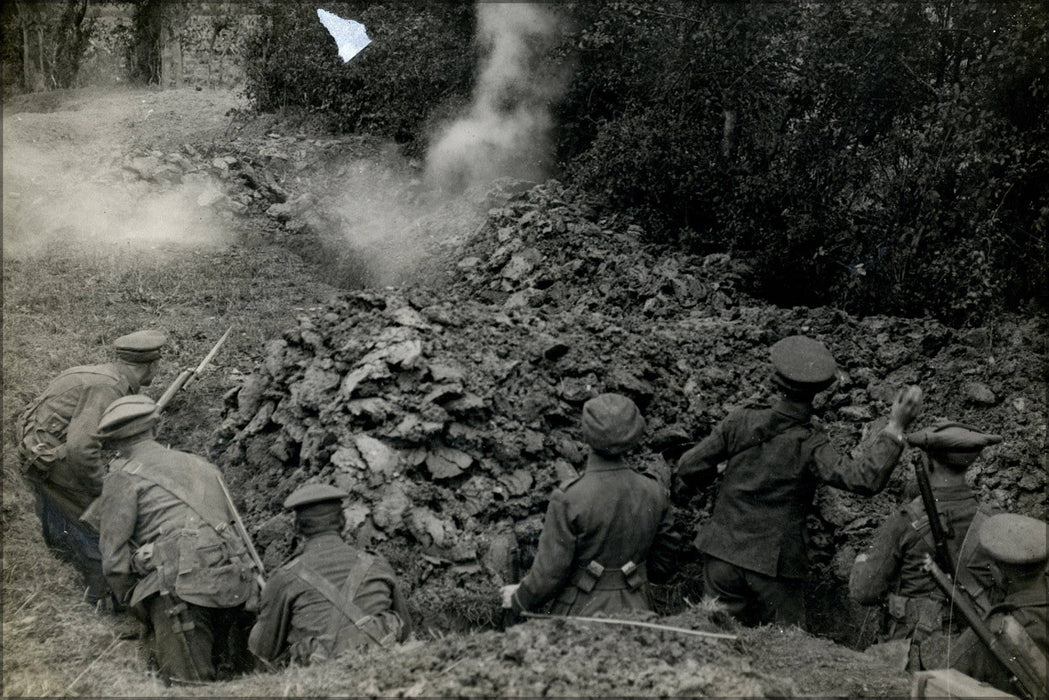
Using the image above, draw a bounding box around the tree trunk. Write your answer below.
[721,108,737,159]
[21,14,32,90]
[36,24,44,82]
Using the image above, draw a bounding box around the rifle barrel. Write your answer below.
[193,326,233,377]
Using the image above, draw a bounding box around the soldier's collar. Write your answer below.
[585,452,631,472]
[302,530,345,550]
[115,362,143,392]
[771,397,813,421]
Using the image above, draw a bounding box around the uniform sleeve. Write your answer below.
[674,418,730,498]
[63,383,122,494]
[849,511,908,604]
[97,470,141,602]
[355,558,409,644]
[513,489,576,612]
[810,430,905,496]
[646,500,683,585]
[249,572,297,664]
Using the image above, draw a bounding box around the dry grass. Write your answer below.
[2,237,336,696]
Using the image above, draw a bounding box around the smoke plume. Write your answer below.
[425,3,568,193]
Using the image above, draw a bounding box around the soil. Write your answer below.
[3,86,1045,697]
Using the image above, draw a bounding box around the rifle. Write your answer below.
[913,450,956,575]
[155,326,233,413]
[218,475,266,589]
[923,555,1045,700]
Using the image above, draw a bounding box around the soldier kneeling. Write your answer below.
[248,484,412,667]
[95,395,258,683]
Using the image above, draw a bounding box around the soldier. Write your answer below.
[248,484,412,666]
[948,513,1048,697]
[674,335,923,627]
[17,329,166,608]
[501,393,672,616]
[94,395,258,683]
[849,422,1002,670]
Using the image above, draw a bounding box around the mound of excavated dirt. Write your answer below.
[189,606,911,698]
[209,177,1047,644]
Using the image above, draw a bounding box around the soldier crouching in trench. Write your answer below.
[946,513,1048,697]
[94,395,258,684]
[673,335,923,628]
[500,393,673,617]
[16,330,167,611]
[248,484,412,667]
[849,421,1002,671]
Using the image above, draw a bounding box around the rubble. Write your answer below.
[210,177,1047,640]
[116,128,1045,641]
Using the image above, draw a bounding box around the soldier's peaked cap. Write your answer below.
[978,513,1048,566]
[114,329,167,363]
[770,335,837,391]
[96,395,158,441]
[906,421,1002,454]
[283,483,349,510]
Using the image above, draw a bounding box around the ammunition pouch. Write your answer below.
[886,594,945,641]
[130,518,254,610]
[886,593,909,622]
[16,410,67,477]
[569,560,647,593]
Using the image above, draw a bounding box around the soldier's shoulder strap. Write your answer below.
[110,456,134,473]
[123,456,230,534]
[55,364,128,388]
[559,473,583,491]
[734,411,812,457]
[289,557,385,647]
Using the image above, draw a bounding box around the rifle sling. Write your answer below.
[121,458,230,535]
[289,554,385,647]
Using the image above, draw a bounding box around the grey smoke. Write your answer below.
[425,3,568,193]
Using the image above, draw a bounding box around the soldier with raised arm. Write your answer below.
[17,330,166,609]
[674,335,923,627]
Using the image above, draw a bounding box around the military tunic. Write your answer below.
[97,440,257,682]
[18,363,139,604]
[948,574,1048,697]
[511,452,672,616]
[849,483,997,667]
[675,398,906,625]
[248,531,410,666]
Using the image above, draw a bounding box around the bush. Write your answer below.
[240,0,1048,325]
[243,1,475,151]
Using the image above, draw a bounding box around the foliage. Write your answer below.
[1,0,95,91]
[242,1,475,147]
[557,1,1048,324]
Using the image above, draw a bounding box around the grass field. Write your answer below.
[1,236,339,695]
